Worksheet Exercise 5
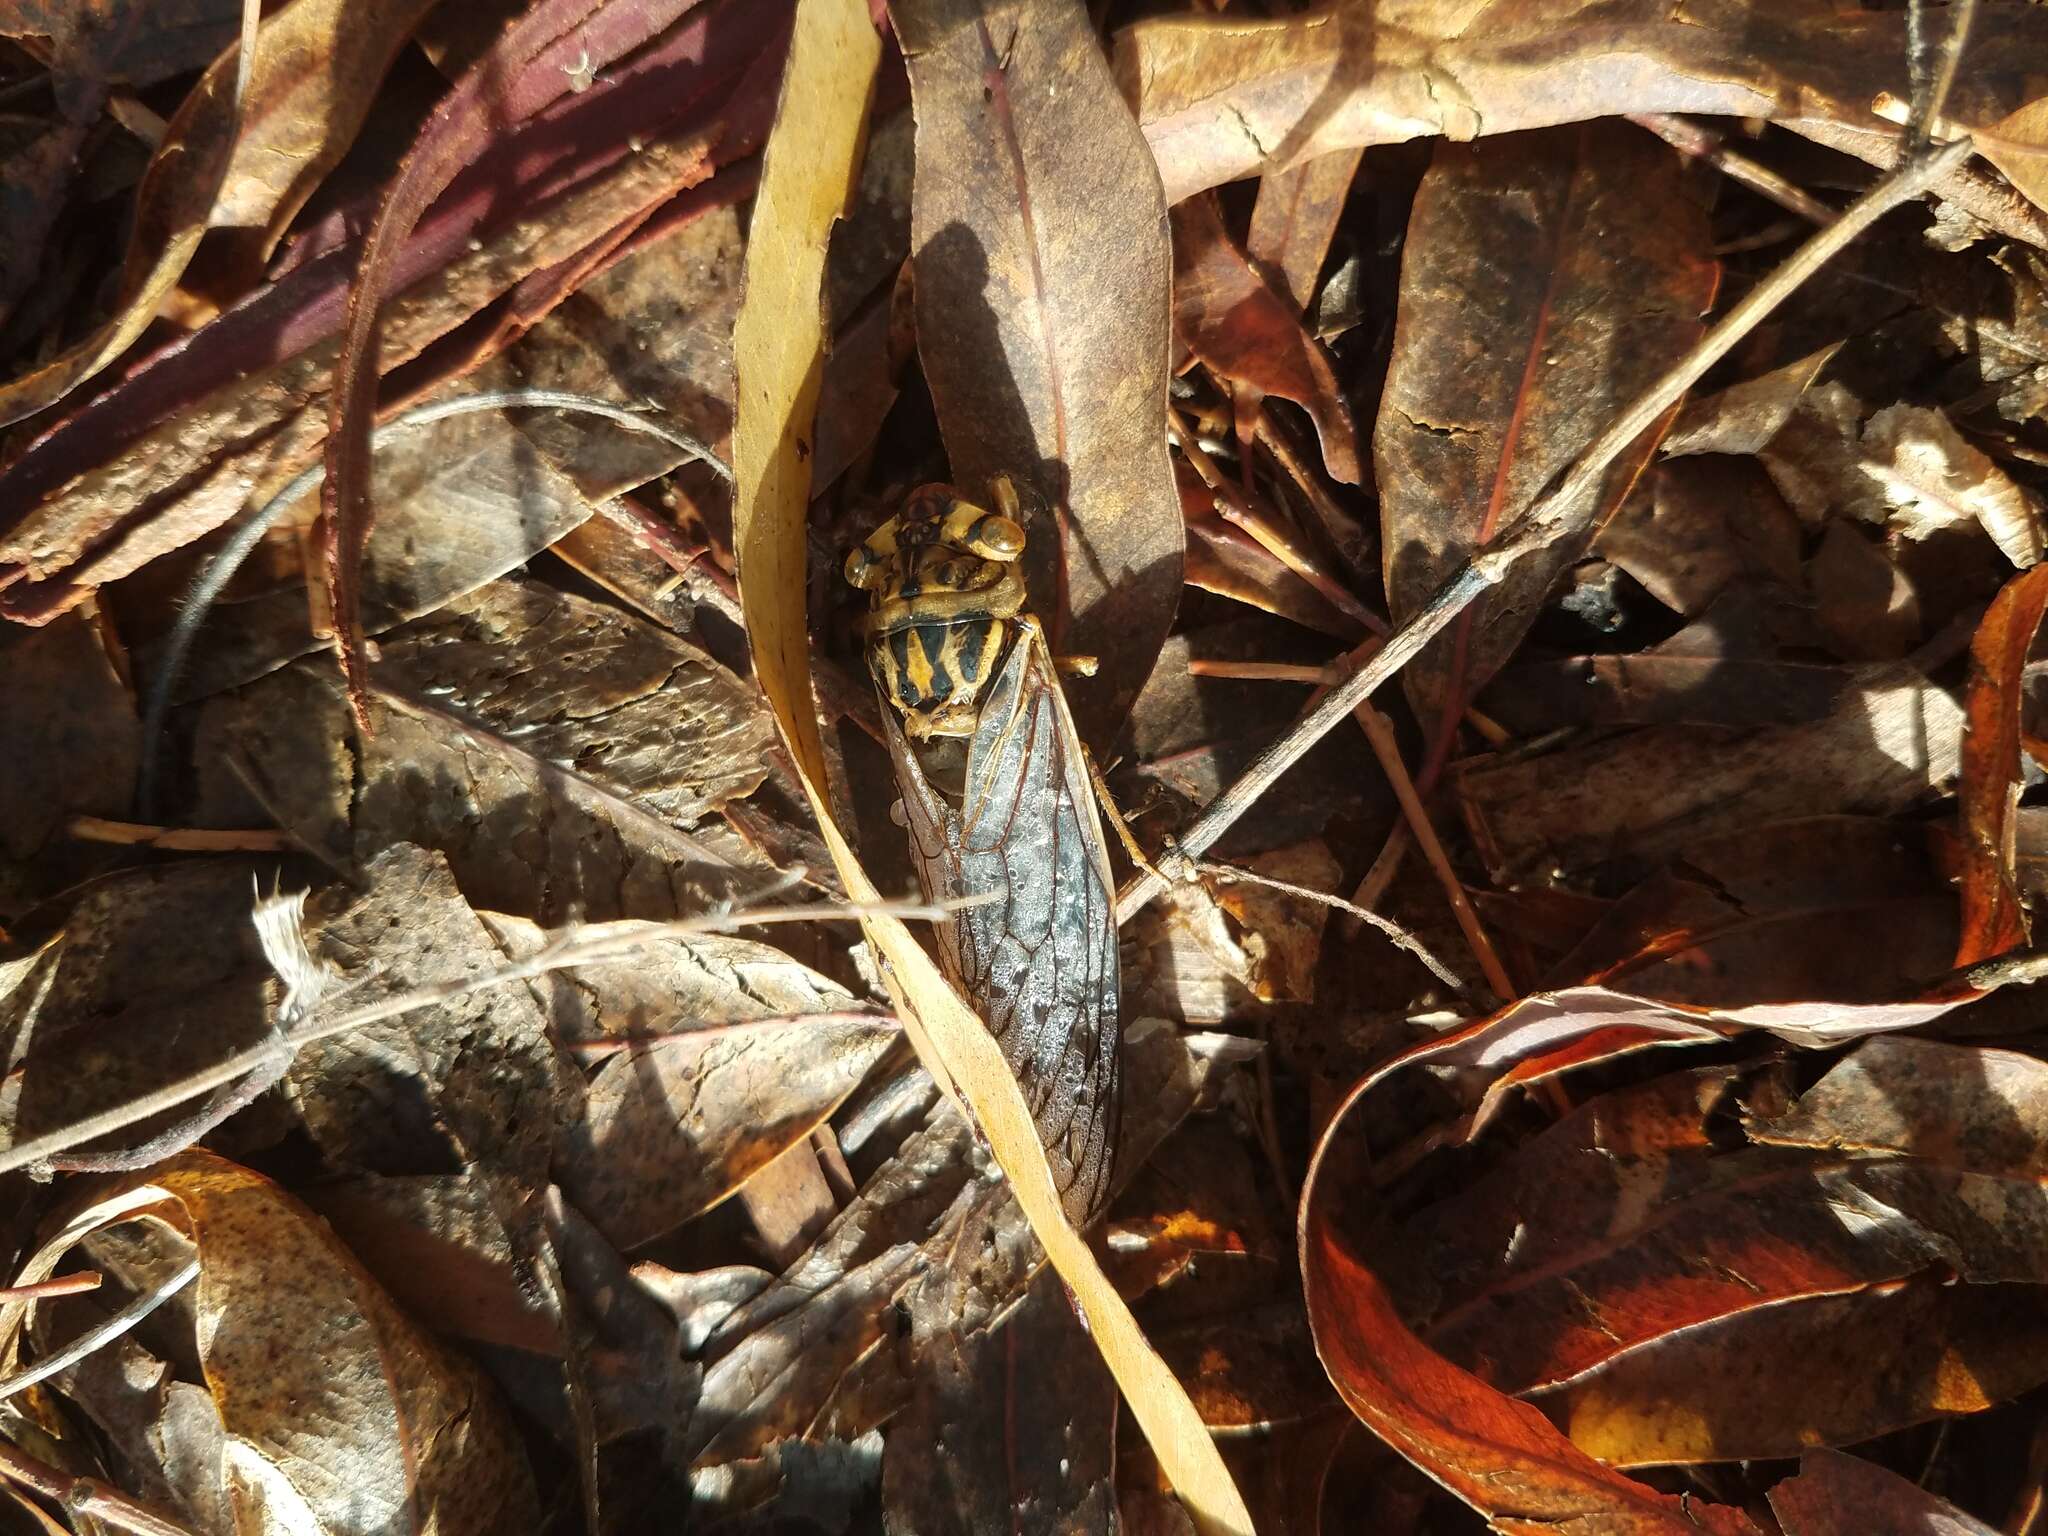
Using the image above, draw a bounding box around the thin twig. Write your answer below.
[1169,407,1384,634]
[1903,0,1979,154]
[0,1260,200,1402]
[0,1273,100,1303]
[1198,858,1469,996]
[0,895,946,1179]
[65,816,292,853]
[0,1436,200,1536]
[1114,135,1976,925]
[1628,114,1834,225]
[137,388,729,817]
[1350,704,1513,1000]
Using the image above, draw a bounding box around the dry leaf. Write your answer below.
[1247,148,1362,315]
[1954,562,2048,966]
[895,0,1182,745]
[1855,403,2045,567]
[1770,1448,2000,1536]
[0,0,440,426]
[1172,194,1361,484]
[2,1150,539,1533]
[1457,662,1963,882]
[1115,0,2048,228]
[1377,122,1715,748]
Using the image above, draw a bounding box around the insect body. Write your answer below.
[847,480,1122,1223]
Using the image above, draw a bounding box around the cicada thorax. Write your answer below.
[848,480,1123,1224]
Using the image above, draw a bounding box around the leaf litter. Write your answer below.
[7,0,2048,1531]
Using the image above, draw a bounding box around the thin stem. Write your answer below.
[1350,704,1513,1000]
[1628,114,1834,225]
[0,1261,200,1402]
[1198,858,1469,996]
[1114,135,1975,925]
[0,1437,200,1536]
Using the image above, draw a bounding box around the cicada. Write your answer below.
[845,478,1121,1224]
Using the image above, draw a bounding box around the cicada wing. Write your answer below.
[874,621,1123,1221]
[953,621,1122,1221]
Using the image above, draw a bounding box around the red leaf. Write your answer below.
[1171,193,1361,485]
[1955,561,2048,966]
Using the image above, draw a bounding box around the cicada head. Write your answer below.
[850,482,1029,738]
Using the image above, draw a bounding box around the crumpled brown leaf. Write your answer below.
[0,0,441,426]
[2,1150,539,1534]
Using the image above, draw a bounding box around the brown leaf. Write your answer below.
[1856,403,2045,567]
[1770,1449,2000,1536]
[0,612,137,863]
[883,1267,1116,1535]
[3,1150,539,1533]
[1662,343,1841,459]
[1456,662,1963,884]
[285,844,573,1187]
[1172,194,1361,485]
[895,0,1183,746]
[1377,122,1715,749]
[1115,0,2048,226]
[151,372,605,703]
[1481,583,1852,732]
[1247,148,1362,315]
[1955,563,2048,966]
[1,861,285,1163]
[0,0,441,426]
[554,982,895,1247]
[194,581,780,922]
[687,1024,1243,1468]
[1510,1039,2048,1465]
[1300,1223,1761,1535]
[0,2,780,623]
[1595,458,1805,618]
[321,0,782,709]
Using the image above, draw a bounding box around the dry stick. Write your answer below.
[0,1260,199,1402]
[1197,859,1469,996]
[1628,114,1835,225]
[1350,704,1513,1000]
[65,816,292,853]
[1115,134,1976,927]
[0,1437,201,1536]
[1169,407,1384,634]
[0,896,942,1179]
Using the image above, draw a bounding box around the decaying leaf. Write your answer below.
[1172,194,1360,485]
[194,580,780,920]
[1376,122,1715,753]
[2,1150,539,1533]
[1457,661,1964,882]
[1954,563,2048,967]
[1855,403,2046,567]
[1770,1448,2000,1536]
[1116,0,2048,237]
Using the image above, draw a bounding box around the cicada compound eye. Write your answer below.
[844,544,883,591]
[968,513,1026,562]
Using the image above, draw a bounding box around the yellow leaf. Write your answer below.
[728,0,1252,1529]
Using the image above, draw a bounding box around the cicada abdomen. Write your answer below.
[847,481,1121,1223]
